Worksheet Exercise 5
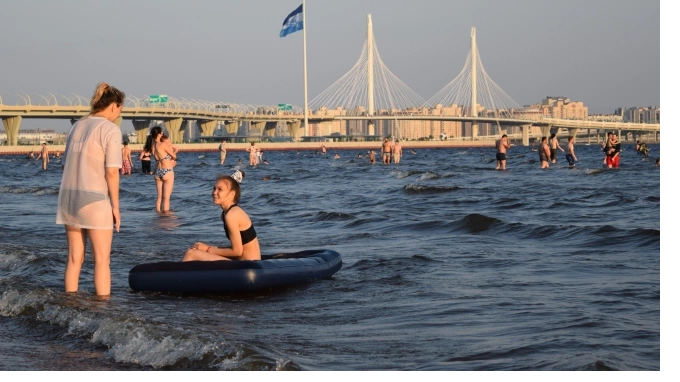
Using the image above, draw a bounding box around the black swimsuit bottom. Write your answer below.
[221,205,257,245]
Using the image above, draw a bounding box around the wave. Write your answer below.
[391,170,426,179]
[403,184,461,194]
[453,214,502,233]
[420,172,454,181]
[0,186,59,195]
[0,289,297,370]
[313,211,356,221]
[0,247,39,270]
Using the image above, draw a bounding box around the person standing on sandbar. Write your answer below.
[56,82,124,297]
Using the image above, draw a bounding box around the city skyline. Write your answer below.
[0,0,661,133]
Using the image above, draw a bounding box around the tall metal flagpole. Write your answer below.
[302,0,309,138]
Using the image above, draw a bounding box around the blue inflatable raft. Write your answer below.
[128,249,342,293]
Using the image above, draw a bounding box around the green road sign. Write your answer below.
[150,94,168,103]
[278,103,292,111]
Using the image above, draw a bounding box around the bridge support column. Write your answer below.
[164,118,184,144]
[264,121,278,137]
[655,131,659,142]
[250,121,266,137]
[224,121,239,135]
[618,129,622,141]
[540,125,550,138]
[112,117,122,127]
[286,120,301,141]
[472,122,478,140]
[131,120,151,143]
[2,116,22,146]
[567,128,578,139]
[587,129,591,144]
[197,119,218,138]
[520,124,530,146]
[367,120,375,136]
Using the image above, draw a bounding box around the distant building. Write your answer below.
[0,129,65,145]
[615,107,660,124]
[539,96,588,119]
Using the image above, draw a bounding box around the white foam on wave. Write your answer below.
[0,248,38,270]
[0,288,242,369]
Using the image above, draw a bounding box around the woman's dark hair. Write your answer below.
[217,175,241,204]
[144,126,163,152]
[90,82,125,114]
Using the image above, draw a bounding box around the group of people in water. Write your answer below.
[54,82,261,297]
[46,83,661,299]
[496,131,656,170]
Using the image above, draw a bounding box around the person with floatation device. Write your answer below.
[182,171,261,261]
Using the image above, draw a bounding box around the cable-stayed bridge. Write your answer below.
[0,16,659,146]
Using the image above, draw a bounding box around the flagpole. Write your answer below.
[302,0,309,139]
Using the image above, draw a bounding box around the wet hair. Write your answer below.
[550,133,556,139]
[90,82,125,114]
[568,135,574,141]
[217,174,242,204]
[501,134,507,138]
[541,136,547,142]
[123,141,128,146]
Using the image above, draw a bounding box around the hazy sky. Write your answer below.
[1,0,660,132]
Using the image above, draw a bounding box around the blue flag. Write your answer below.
[280,4,303,37]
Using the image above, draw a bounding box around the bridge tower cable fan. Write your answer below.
[309,14,426,138]
[426,27,528,138]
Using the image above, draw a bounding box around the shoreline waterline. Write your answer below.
[0,140,498,155]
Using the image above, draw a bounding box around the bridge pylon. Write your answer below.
[2,116,22,146]
[250,121,266,137]
[132,120,152,142]
[286,120,302,141]
[164,118,184,144]
[197,119,218,137]
[224,121,239,135]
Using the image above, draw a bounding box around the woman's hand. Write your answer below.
[192,242,210,252]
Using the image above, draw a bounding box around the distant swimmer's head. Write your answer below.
[231,170,244,184]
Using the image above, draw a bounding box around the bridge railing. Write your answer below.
[540,118,660,130]
[0,93,306,117]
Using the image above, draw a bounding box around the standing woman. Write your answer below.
[56,82,124,296]
[150,126,177,212]
[139,136,153,175]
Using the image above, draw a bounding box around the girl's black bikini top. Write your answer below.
[221,205,257,245]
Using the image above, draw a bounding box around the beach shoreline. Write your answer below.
[0,139,498,155]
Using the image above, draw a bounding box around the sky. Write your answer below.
[0,0,661,133]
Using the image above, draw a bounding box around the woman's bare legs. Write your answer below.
[162,172,175,212]
[155,176,163,212]
[88,229,113,296]
[183,248,230,261]
[64,225,87,293]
